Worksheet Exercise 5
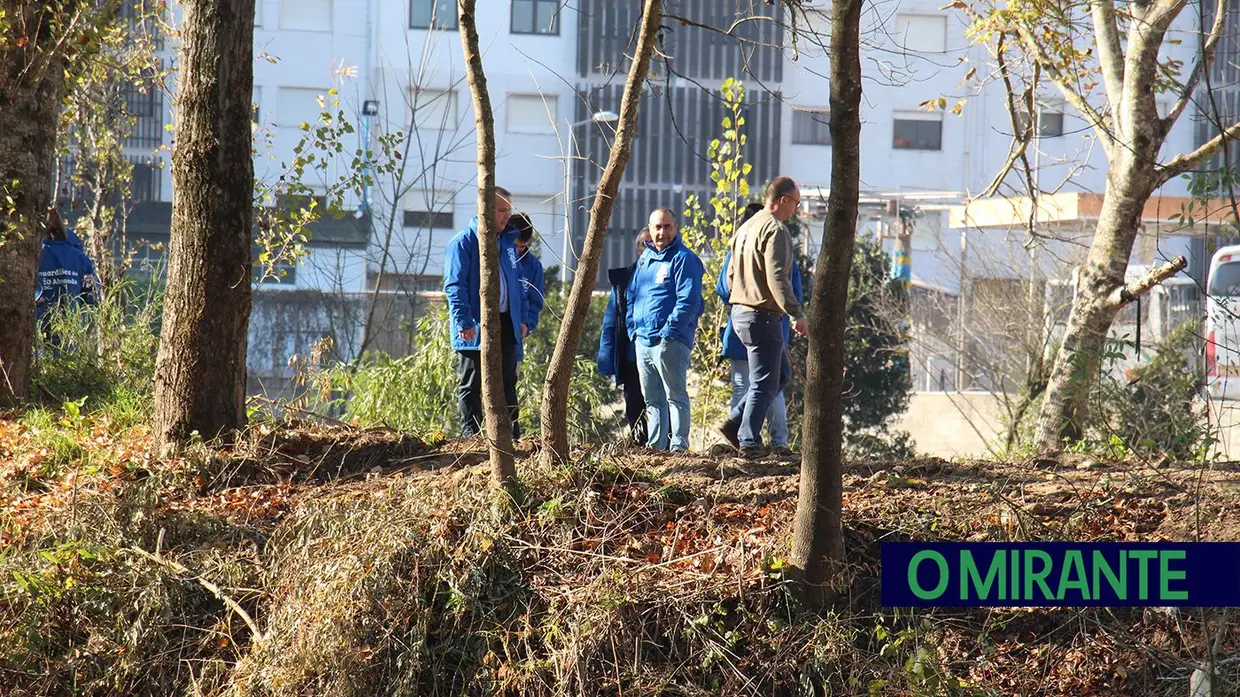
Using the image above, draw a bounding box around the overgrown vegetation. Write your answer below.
[304,285,620,444]
[1,404,1234,696]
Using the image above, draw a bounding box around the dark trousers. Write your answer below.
[457,312,520,438]
[726,307,789,448]
[617,358,647,445]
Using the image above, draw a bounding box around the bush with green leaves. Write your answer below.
[310,280,620,443]
[1089,324,1214,459]
[32,273,162,422]
[783,235,915,458]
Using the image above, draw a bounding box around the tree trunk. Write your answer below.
[457,0,517,489]
[0,2,77,404]
[539,0,662,466]
[789,0,862,607]
[1033,154,1155,450]
[153,0,255,449]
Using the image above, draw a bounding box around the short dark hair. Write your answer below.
[738,201,764,227]
[494,186,512,202]
[45,207,66,241]
[763,176,797,204]
[510,212,535,241]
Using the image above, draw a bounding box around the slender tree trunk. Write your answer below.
[458,0,517,489]
[153,0,255,450]
[0,2,77,404]
[789,0,862,607]
[539,0,662,466]
[1033,153,1156,450]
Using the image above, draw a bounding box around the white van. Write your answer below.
[1206,244,1240,399]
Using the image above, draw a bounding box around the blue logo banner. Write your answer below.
[881,542,1240,607]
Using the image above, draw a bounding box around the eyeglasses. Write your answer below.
[785,196,801,206]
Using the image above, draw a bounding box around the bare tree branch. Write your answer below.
[1159,118,1240,182]
[977,33,1036,199]
[1090,0,1126,116]
[1105,255,1187,309]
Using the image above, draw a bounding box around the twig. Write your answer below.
[126,544,264,642]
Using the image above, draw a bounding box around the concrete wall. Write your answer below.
[900,392,1240,461]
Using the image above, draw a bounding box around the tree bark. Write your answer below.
[1032,152,1156,450]
[789,0,862,607]
[457,0,517,489]
[0,2,78,404]
[539,0,662,466]
[153,0,255,449]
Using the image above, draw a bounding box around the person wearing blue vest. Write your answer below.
[598,229,651,447]
[510,213,545,340]
[443,187,526,439]
[625,208,705,452]
[715,206,803,454]
[36,208,100,349]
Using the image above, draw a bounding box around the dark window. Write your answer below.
[403,210,454,229]
[129,158,163,203]
[410,0,456,29]
[892,117,942,150]
[1015,109,1065,137]
[1210,261,1240,296]
[792,109,831,145]
[511,0,558,34]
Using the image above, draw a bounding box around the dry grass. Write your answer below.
[2,412,1240,696]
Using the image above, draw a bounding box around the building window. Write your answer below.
[1016,108,1065,137]
[280,0,331,31]
[506,94,557,134]
[893,112,942,150]
[276,87,328,127]
[894,14,947,53]
[410,0,457,29]
[511,0,559,34]
[792,108,831,145]
[411,88,458,131]
[403,210,455,229]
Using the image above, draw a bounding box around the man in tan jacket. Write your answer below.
[714,176,808,456]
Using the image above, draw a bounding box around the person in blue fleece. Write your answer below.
[510,213,545,343]
[443,187,526,439]
[624,208,704,452]
[715,205,803,454]
[597,228,651,447]
[36,208,100,348]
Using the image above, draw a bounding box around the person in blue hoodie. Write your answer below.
[443,187,526,439]
[598,228,651,447]
[715,209,803,454]
[510,213,545,342]
[36,207,100,349]
[625,208,705,452]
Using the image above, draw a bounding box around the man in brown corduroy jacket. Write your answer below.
[714,176,808,457]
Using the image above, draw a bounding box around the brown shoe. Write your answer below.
[712,419,740,449]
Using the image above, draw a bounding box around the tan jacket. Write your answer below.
[726,210,803,319]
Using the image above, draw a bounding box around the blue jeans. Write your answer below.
[635,338,692,451]
[730,358,790,447]
[726,307,788,448]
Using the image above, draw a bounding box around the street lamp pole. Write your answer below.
[561,110,619,286]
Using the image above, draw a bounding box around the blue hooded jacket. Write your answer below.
[625,236,705,349]
[598,264,637,383]
[716,249,803,360]
[36,239,99,320]
[517,250,545,331]
[443,216,525,353]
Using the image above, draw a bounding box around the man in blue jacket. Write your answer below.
[443,187,526,439]
[716,247,803,454]
[36,208,100,349]
[511,213,545,340]
[625,208,704,452]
